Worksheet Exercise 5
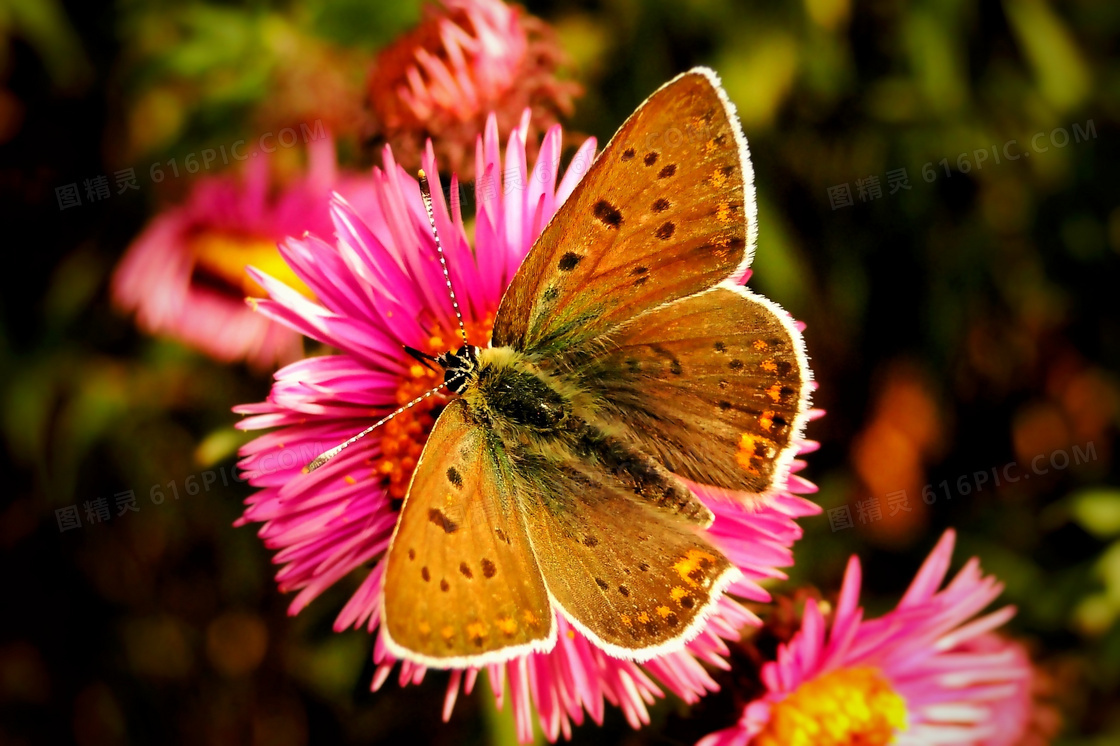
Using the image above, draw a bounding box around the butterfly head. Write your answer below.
[436,344,480,393]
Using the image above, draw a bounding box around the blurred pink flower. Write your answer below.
[111,138,374,369]
[699,529,1032,746]
[367,0,579,177]
[234,112,821,742]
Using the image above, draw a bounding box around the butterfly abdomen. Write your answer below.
[567,421,713,526]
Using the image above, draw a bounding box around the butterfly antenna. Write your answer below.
[418,169,468,345]
[303,373,464,473]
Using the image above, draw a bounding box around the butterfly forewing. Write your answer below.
[571,286,810,497]
[512,457,739,657]
[382,399,555,666]
[491,69,752,357]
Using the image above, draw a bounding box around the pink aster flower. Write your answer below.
[699,529,1034,746]
[111,137,375,369]
[366,0,580,177]
[234,113,821,742]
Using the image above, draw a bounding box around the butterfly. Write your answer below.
[313,67,811,668]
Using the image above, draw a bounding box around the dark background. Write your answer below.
[1,0,1117,743]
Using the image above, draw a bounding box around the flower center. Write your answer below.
[754,667,907,746]
[190,231,313,299]
[373,317,493,500]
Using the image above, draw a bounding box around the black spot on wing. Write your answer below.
[593,200,622,229]
[480,558,496,578]
[621,148,635,161]
[658,164,677,179]
[644,152,659,166]
[655,222,675,240]
[558,252,583,271]
[446,467,462,488]
[652,198,671,213]
[459,561,473,578]
[428,508,458,533]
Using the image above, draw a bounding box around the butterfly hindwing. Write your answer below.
[491,68,753,357]
[571,285,811,497]
[382,399,555,666]
[511,454,739,657]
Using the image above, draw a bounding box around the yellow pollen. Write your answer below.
[344,475,357,485]
[754,667,907,746]
[190,231,314,299]
[497,617,518,636]
[760,359,777,372]
[371,316,494,500]
[566,629,575,639]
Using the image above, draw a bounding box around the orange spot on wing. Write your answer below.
[466,621,488,641]
[620,614,632,627]
[496,617,518,636]
[760,359,778,372]
[716,202,732,223]
[673,548,718,588]
[737,434,760,472]
[418,621,431,637]
[767,384,782,402]
[656,605,672,618]
[441,626,454,641]
[637,612,650,624]
[670,586,688,602]
[522,609,540,629]
[760,411,775,431]
[753,339,768,351]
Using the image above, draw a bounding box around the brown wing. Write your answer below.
[491,67,756,357]
[573,285,812,498]
[512,455,739,659]
[381,399,554,668]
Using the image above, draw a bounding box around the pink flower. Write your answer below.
[111,138,375,369]
[366,0,579,177]
[234,112,821,743]
[699,529,1033,746]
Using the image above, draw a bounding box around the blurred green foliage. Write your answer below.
[1,0,1118,744]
